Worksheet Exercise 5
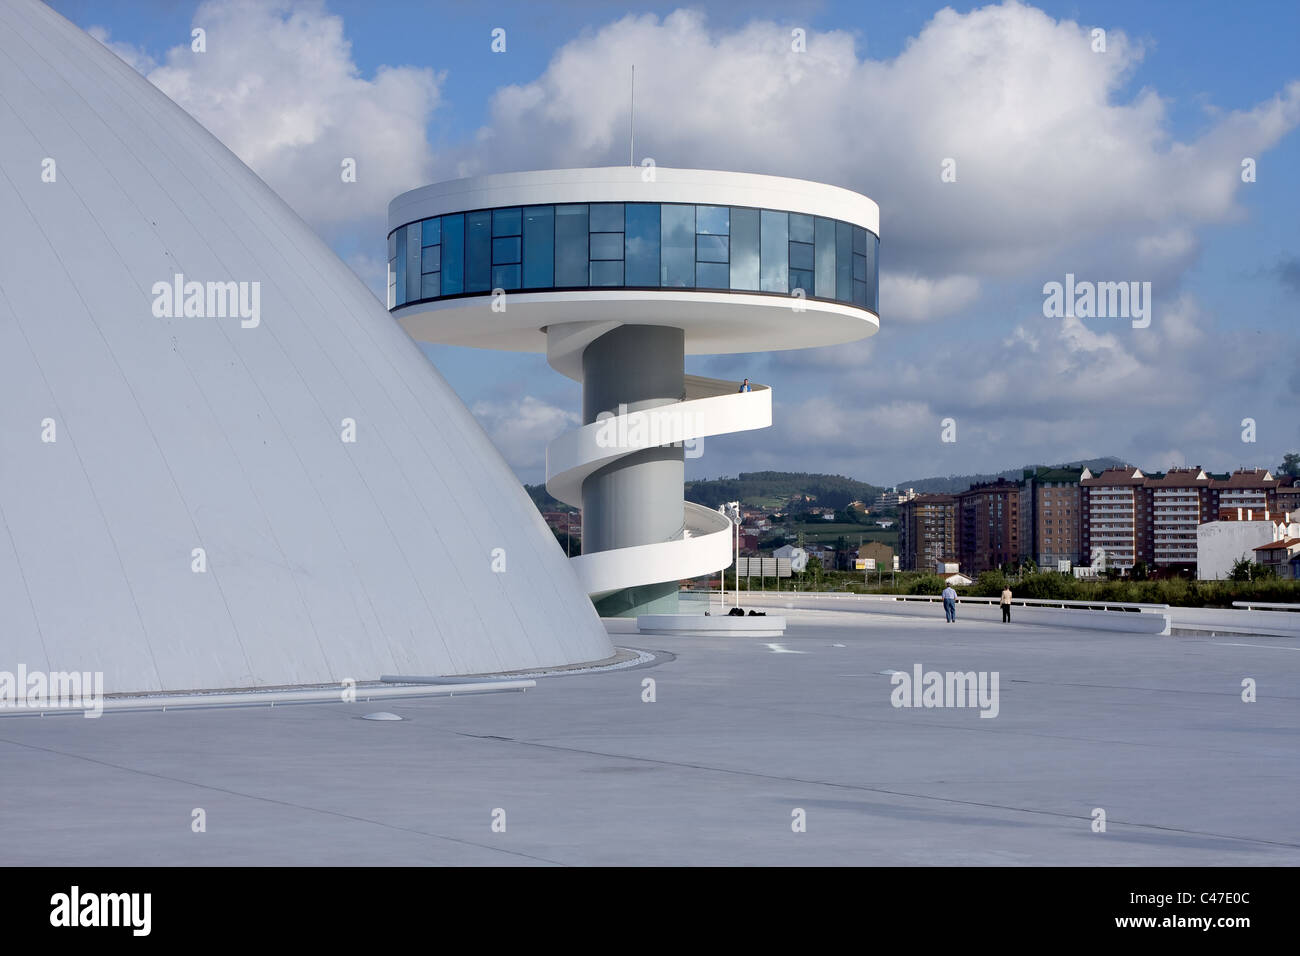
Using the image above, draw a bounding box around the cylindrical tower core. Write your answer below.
[581,325,685,616]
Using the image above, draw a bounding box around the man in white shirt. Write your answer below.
[941,585,958,622]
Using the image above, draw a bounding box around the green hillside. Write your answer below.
[897,457,1126,494]
[684,471,885,510]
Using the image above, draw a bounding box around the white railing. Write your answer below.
[548,374,771,599]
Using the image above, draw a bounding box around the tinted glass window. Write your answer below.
[697,262,728,288]
[421,245,441,274]
[696,205,729,235]
[814,216,835,299]
[661,204,695,287]
[422,218,440,247]
[760,209,788,293]
[696,234,728,263]
[789,213,814,244]
[789,241,814,271]
[389,205,878,311]
[467,211,492,293]
[493,208,521,237]
[590,260,623,286]
[394,228,407,306]
[624,203,660,286]
[836,220,853,302]
[406,224,422,302]
[441,213,465,294]
[492,236,521,264]
[589,203,624,233]
[729,207,760,290]
[555,205,589,287]
[492,263,521,290]
[867,233,879,311]
[522,205,554,288]
[589,233,624,261]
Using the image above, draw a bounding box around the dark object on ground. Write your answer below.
[747,610,767,616]
[727,607,746,616]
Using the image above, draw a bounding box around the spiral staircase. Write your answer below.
[546,368,771,601]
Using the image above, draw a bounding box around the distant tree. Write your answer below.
[1228,556,1255,582]
[1277,453,1300,478]
[805,555,824,590]
[1131,560,1150,581]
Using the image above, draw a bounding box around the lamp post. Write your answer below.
[719,501,741,608]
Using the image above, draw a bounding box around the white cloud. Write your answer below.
[88,2,1300,482]
[470,396,580,474]
[882,274,981,322]
[470,3,1299,282]
[88,26,157,73]
[95,0,441,240]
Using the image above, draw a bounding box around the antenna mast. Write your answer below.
[629,64,635,167]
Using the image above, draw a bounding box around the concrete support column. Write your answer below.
[581,325,685,616]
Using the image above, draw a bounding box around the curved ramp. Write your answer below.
[547,371,771,598]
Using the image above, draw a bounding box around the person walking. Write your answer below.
[1001,585,1013,623]
[738,378,752,393]
[941,584,957,623]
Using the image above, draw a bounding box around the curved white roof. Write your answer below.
[0,0,612,694]
[390,167,880,236]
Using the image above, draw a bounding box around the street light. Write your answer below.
[718,500,741,608]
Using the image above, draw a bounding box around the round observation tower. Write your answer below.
[388,168,880,616]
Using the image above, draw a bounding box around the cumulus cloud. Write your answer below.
[470,397,580,474]
[87,26,157,73]
[95,0,440,241]
[882,274,981,322]
[88,1,1300,481]
[470,3,1300,282]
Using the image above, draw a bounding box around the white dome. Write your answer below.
[0,0,612,693]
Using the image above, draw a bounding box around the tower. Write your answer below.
[389,168,880,615]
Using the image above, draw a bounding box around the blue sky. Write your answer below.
[59,0,1300,485]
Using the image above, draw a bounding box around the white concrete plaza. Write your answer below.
[2,608,1296,866]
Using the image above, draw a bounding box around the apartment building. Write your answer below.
[897,494,956,571]
[1148,468,1217,570]
[1276,477,1300,515]
[1213,468,1280,514]
[957,479,1021,574]
[1080,467,1150,572]
[875,487,917,509]
[1020,466,1089,568]
[1081,466,1282,574]
[1254,538,1300,579]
